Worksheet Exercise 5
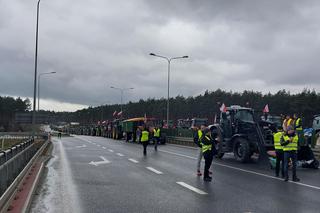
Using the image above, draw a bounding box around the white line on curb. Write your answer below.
[176,182,207,195]
[146,167,163,174]
[128,158,139,163]
[117,153,124,157]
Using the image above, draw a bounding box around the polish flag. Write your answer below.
[220,103,227,112]
[117,111,123,116]
[113,111,117,116]
[263,104,269,113]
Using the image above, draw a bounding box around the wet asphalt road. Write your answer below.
[30,135,320,213]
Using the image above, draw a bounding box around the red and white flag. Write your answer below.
[220,103,227,112]
[263,104,269,113]
[117,111,123,116]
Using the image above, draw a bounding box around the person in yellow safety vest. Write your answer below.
[293,113,303,145]
[194,124,206,176]
[141,126,150,156]
[200,128,218,182]
[153,127,161,151]
[293,114,302,131]
[273,130,284,178]
[282,115,290,132]
[286,115,294,131]
[281,128,300,182]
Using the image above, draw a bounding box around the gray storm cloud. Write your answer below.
[1,0,320,111]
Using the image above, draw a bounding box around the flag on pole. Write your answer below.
[263,104,269,113]
[113,111,117,117]
[220,103,227,112]
[117,111,122,116]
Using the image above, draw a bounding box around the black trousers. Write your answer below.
[203,151,213,178]
[153,137,160,149]
[275,149,284,177]
[284,151,298,179]
[142,141,149,155]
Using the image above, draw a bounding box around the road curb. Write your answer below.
[0,140,50,213]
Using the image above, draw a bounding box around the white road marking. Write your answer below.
[89,156,110,166]
[159,149,320,191]
[117,153,124,157]
[108,149,114,152]
[75,144,87,148]
[102,147,106,149]
[128,158,139,163]
[176,182,207,195]
[146,167,163,174]
[97,144,101,147]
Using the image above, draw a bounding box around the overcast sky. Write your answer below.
[1,0,320,111]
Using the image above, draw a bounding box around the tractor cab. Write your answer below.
[220,106,255,138]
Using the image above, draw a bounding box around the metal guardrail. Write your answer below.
[0,139,37,197]
[166,136,197,147]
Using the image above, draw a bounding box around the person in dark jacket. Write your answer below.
[200,128,217,182]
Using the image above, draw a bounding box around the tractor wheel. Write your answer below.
[215,143,224,159]
[233,138,251,163]
[313,159,319,169]
[215,152,225,159]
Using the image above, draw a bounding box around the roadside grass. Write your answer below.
[0,139,25,150]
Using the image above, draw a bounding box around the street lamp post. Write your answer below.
[38,71,56,111]
[110,86,134,118]
[149,53,188,127]
[32,0,41,136]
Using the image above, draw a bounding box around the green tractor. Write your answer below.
[212,105,271,163]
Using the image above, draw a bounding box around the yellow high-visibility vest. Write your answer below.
[201,136,212,153]
[273,131,283,150]
[282,135,298,151]
[198,130,203,142]
[141,130,149,142]
[295,118,302,131]
[153,128,160,137]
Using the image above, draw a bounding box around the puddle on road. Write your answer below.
[30,139,82,213]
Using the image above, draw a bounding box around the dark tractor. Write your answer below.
[212,105,272,163]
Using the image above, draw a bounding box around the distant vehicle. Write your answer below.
[211,105,272,163]
[313,115,320,133]
[177,119,192,129]
[121,117,164,143]
[260,115,282,131]
[190,118,208,129]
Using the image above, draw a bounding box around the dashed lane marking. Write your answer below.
[128,158,139,163]
[146,167,163,174]
[108,149,114,153]
[176,182,207,195]
[102,147,106,149]
[159,149,320,191]
[117,153,124,157]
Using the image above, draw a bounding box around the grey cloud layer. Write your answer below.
[1,0,320,109]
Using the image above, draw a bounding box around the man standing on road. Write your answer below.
[200,128,217,182]
[281,127,300,182]
[141,126,150,156]
[273,129,284,178]
[153,127,161,151]
[194,124,206,176]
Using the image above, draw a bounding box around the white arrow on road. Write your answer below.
[76,144,87,148]
[89,156,110,166]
